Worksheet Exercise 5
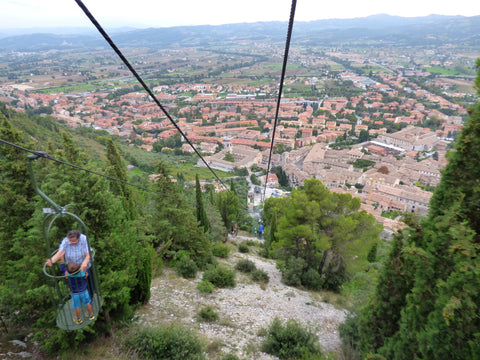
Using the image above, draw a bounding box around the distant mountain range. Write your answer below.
[1,14,479,51]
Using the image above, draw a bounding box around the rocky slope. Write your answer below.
[136,235,347,359]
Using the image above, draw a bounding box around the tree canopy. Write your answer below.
[263,179,381,290]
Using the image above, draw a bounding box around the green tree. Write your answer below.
[265,179,381,290]
[105,138,136,220]
[358,59,480,360]
[151,162,211,265]
[0,117,42,329]
[358,129,370,142]
[0,118,36,269]
[1,126,152,352]
[195,174,209,233]
[223,151,235,162]
[271,166,289,188]
[217,189,239,229]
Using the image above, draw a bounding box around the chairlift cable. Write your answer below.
[74,0,229,192]
[262,0,297,203]
[1,138,162,196]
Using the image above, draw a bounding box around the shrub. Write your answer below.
[197,305,219,323]
[339,313,360,359]
[127,325,205,360]
[212,243,230,258]
[262,318,323,360]
[238,243,249,253]
[176,256,198,279]
[367,243,378,263]
[251,269,269,283]
[301,268,323,291]
[321,254,347,291]
[202,264,236,288]
[222,354,240,360]
[235,259,256,273]
[281,257,307,287]
[197,280,215,294]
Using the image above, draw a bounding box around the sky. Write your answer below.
[3,0,480,30]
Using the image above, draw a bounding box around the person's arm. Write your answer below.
[46,249,65,267]
[60,263,68,277]
[80,252,91,272]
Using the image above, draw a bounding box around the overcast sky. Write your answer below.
[3,0,480,29]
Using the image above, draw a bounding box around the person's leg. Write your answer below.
[86,303,93,316]
[81,291,95,320]
[72,293,82,323]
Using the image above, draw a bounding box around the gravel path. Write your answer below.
[136,236,347,359]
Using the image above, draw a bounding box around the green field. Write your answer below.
[424,67,460,76]
[35,82,113,94]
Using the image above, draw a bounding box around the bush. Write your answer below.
[238,243,249,253]
[203,264,236,288]
[282,257,307,287]
[367,243,378,263]
[322,254,347,291]
[197,305,219,323]
[176,256,198,279]
[262,318,324,360]
[222,354,240,360]
[197,280,215,294]
[301,268,323,291]
[235,259,256,273]
[212,243,230,258]
[127,325,205,360]
[251,269,269,283]
[339,313,360,359]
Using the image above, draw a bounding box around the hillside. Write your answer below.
[1,14,479,51]
[137,235,346,359]
[3,235,346,359]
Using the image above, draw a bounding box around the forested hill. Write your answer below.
[1,14,480,51]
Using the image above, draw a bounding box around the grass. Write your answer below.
[424,66,461,76]
[35,82,112,94]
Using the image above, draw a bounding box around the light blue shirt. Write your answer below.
[59,233,91,269]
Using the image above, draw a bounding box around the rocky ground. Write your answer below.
[136,235,347,359]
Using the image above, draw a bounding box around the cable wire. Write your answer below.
[0,138,161,195]
[262,0,297,203]
[74,0,229,192]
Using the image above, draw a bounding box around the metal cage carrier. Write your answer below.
[28,155,103,331]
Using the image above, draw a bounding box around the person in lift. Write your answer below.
[61,262,95,324]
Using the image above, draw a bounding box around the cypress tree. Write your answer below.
[358,59,480,360]
[195,173,209,233]
[105,138,136,220]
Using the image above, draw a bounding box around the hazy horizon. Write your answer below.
[2,0,480,31]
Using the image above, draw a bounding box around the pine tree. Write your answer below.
[264,179,381,290]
